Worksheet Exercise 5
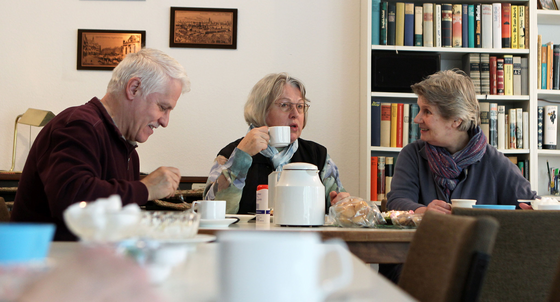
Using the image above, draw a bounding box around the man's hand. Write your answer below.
[415,199,452,214]
[237,126,269,156]
[141,167,181,200]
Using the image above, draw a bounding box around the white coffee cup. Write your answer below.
[191,200,226,220]
[451,199,477,208]
[268,126,290,147]
[218,231,353,302]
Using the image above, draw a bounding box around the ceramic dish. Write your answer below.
[472,205,516,210]
[537,204,560,210]
[199,218,238,228]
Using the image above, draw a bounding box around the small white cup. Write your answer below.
[218,231,353,302]
[191,200,226,220]
[451,199,477,208]
[268,126,290,147]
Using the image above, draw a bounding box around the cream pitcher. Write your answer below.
[271,162,325,226]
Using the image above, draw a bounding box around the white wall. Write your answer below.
[0,0,361,195]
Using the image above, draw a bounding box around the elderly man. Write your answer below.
[11,48,190,240]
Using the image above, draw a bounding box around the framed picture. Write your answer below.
[77,29,146,70]
[170,7,238,49]
[539,0,558,10]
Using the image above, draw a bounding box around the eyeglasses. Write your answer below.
[274,102,310,114]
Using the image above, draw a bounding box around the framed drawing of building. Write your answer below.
[77,29,146,70]
[170,7,238,49]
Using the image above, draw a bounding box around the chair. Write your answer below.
[453,208,560,302]
[547,258,560,302]
[0,197,10,222]
[398,211,499,302]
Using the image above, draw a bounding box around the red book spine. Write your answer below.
[452,4,462,47]
[497,58,505,95]
[396,103,404,147]
[490,56,497,95]
[501,3,511,48]
[370,157,378,201]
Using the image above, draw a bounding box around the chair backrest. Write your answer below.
[398,211,499,302]
[453,208,560,302]
[0,197,9,222]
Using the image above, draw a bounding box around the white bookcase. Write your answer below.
[359,0,539,199]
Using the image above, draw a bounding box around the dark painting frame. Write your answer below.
[77,29,146,70]
[170,7,238,49]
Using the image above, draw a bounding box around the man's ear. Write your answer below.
[125,77,141,100]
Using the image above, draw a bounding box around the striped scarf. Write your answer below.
[425,126,487,200]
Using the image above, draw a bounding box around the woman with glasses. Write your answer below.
[203,72,349,214]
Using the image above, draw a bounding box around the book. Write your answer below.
[554,45,560,90]
[523,159,529,180]
[497,105,506,149]
[503,55,514,95]
[480,53,490,95]
[414,5,423,46]
[385,157,394,195]
[542,44,548,89]
[481,4,493,48]
[544,106,558,149]
[518,161,524,177]
[513,56,522,95]
[452,4,462,47]
[423,3,434,47]
[371,100,381,146]
[497,58,505,95]
[377,156,386,201]
[524,4,529,48]
[390,103,398,147]
[396,2,405,46]
[475,4,482,48]
[404,3,415,46]
[511,5,518,49]
[501,3,511,48]
[370,156,378,201]
[463,53,481,94]
[509,108,517,149]
[380,2,388,45]
[442,4,453,47]
[480,102,490,143]
[516,108,523,149]
[462,4,469,47]
[538,35,542,89]
[490,103,498,148]
[521,57,528,95]
[403,103,410,147]
[518,5,525,49]
[380,103,391,147]
[434,4,442,47]
[492,3,502,49]
[396,103,404,147]
[505,114,509,148]
[468,5,475,48]
[548,42,553,90]
[372,0,381,45]
[538,106,544,149]
[490,56,498,94]
[388,3,396,45]
[409,104,420,143]
[523,111,529,149]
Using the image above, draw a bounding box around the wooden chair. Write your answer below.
[0,197,10,222]
[398,211,499,302]
[453,208,560,302]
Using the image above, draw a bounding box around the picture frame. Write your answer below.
[77,29,146,70]
[170,7,238,49]
[538,0,558,10]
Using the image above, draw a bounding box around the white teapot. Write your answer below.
[272,163,325,226]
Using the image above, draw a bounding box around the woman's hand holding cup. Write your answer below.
[237,126,270,156]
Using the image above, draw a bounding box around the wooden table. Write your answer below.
[198,220,415,264]
[48,242,416,302]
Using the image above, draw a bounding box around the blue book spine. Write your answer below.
[372,0,381,45]
[409,104,419,143]
[388,3,396,45]
[371,100,381,146]
[462,4,469,47]
[404,3,414,46]
[468,5,475,48]
[380,2,388,45]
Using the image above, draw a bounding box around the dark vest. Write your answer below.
[218,138,328,214]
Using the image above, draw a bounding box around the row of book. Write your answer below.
[371,1,529,49]
[479,103,528,150]
[537,35,560,90]
[370,156,394,201]
[371,102,419,148]
[507,156,530,180]
[463,53,528,95]
[538,106,558,149]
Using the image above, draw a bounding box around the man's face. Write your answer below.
[125,79,182,143]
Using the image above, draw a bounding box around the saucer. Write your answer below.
[199,218,238,228]
[157,234,216,245]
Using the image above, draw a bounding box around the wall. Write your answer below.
[0,0,361,195]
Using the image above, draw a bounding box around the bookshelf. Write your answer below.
[359,0,537,199]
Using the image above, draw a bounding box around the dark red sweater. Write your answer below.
[11,97,149,241]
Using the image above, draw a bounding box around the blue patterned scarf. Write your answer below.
[425,126,487,200]
[249,125,298,171]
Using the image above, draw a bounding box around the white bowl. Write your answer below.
[538,204,560,210]
[451,199,477,208]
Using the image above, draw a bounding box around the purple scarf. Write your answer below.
[425,127,487,200]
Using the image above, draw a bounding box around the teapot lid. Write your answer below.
[282,162,318,170]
